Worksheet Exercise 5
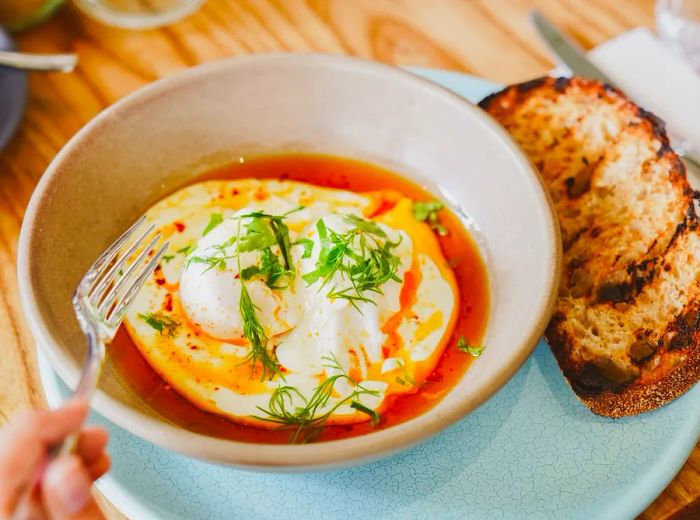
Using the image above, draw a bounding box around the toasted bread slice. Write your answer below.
[480,77,700,417]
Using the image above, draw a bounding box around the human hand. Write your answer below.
[0,400,109,519]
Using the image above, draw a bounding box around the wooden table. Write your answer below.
[0,0,697,518]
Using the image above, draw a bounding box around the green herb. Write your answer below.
[457,336,484,357]
[185,236,237,272]
[236,212,279,252]
[395,359,417,387]
[202,213,224,236]
[294,238,314,259]
[252,355,380,443]
[235,216,280,381]
[138,312,180,337]
[412,200,448,236]
[237,209,299,263]
[350,401,380,425]
[176,244,194,255]
[241,248,293,289]
[162,254,175,263]
[343,214,387,237]
[234,209,298,289]
[302,215,402,311]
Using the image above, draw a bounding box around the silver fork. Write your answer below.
[67,216,168,449]
[12,216,168,519]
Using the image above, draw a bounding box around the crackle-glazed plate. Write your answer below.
[37,68,700,520]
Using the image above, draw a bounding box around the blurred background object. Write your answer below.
[657,0,700,70]
[0,0,64,32]
[0,26,27,151]
[73,0,204,29]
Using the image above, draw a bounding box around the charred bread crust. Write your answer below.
[482,76,700,417]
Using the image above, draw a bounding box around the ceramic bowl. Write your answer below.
[18,54,560,470]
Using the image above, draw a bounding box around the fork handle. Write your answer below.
[54,328,107,457]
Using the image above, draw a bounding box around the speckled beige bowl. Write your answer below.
[18,54,560,471]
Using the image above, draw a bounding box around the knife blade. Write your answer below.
[530,10,614,85]
[529,9,700,173]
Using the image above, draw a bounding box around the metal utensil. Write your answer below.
[68,216,167,423]
[0,50,77,72]
[11,216,168,519]
[530,9,700,172]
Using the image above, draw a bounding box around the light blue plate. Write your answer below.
[38,69,700,520]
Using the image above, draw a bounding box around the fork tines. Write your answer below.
[82,216,169,329]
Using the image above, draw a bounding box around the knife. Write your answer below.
[529,10,700,172]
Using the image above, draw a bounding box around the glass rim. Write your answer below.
[72,0,204,30]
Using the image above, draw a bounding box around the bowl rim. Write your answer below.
[17,53,561,470]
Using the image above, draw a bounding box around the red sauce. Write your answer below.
[110,154,489,443]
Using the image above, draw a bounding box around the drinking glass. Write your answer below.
[656,0,700,70]
[73,0,204,29]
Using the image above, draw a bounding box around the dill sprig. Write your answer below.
[302,214,402,311]
[185,236,237,272]
[138,312,180,337]
[252,354,381,443]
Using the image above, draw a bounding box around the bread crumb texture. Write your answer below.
[481,77,700,417]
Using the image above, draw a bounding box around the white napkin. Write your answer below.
[557,27,700,155]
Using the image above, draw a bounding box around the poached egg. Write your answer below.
[125,178,458,428]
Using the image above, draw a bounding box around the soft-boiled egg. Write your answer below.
[125,179,458,429]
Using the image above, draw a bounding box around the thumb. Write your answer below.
[41,456,105,520]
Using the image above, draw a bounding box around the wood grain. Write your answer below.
[0,1,696,519]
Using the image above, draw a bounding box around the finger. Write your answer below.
[0,401,88,516]
[41,456,105,520]
[75,427,108,467]
[15,400,88,445]
[85,453,111,482]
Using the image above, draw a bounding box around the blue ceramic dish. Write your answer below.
[35,68,700,520]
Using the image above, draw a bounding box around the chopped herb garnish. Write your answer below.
[457,336,484,357]
[162,254,175,263]
[235,216,281,381]
[138,312,180,336]
[202,213,224,236]
[343,214,387,237]
[238,281,279,379]
[241,247,293,289]
[233,209,299,289]
[350,401,380,425]
[185,236,237,272]
[412,200,448,236]
[252,355,380,443]
[176,244,194,255]
[395,359,417,387]
[302,215,402,311]
[294,238,314,259]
